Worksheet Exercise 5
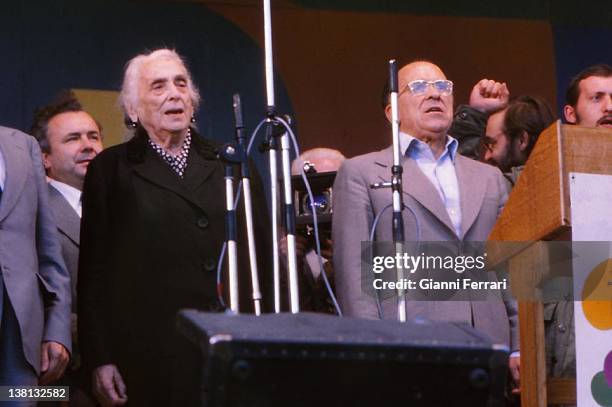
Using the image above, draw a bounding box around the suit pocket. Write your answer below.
[36,272,58,304]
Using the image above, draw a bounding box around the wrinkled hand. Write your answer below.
[469,79,510,114]
[92,364,128,406]
[39,341,70,385]
[279,235,308,261]
[509,355,520,395]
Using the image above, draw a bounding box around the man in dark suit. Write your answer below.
[31,92,103,405]
[78,49,270,406]
[332,61,519,388]
[0,125,71,393]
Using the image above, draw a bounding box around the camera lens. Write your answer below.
[302,192,330,215]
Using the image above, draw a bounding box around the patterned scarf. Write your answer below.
[148,130,192,178]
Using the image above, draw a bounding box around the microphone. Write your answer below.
[233,93,246,147]
[230,93,262,315]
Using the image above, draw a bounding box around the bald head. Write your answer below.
[385,61,454,147]
[291,148,346,175]
[399,61,447,83]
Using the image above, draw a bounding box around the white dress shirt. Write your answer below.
[49,179,82,218]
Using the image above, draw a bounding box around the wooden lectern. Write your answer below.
[488,121,612,407]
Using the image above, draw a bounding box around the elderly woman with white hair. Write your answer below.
[78,48,269,406]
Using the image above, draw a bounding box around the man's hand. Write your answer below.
[92,364,128,406]
[469,79,510,114]
[39,341,70,385]
[509,355,520,395]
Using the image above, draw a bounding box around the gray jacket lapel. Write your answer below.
[0,131,29,222]
[373,146,456,236]
[48,184,80,246]
[455,155,486,239]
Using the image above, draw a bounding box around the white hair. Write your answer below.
[119,48,201,122]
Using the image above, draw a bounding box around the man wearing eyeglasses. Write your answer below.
[481,96,555,181]
[332,60,519,391]
[450,79,511,160]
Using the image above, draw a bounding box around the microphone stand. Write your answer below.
[233,94,263,316]
[262,127,282,313]
[389,60,407,322]
[371,60,406,322]
[277,116,300,313]
[260,116,300,313]
[259,0,300,313]
[218,143,245,313]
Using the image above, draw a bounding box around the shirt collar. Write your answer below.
[48,178,82,216]
[399,131,458,162]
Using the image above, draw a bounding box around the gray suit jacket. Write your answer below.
[332,145,519,351]
[48,184,80,313]
[0,126,71,374]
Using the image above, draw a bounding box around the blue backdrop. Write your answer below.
[0,0,293,187]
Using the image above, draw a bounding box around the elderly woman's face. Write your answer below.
[136,57,194,137]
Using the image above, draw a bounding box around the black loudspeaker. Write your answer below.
[175,311,508,407]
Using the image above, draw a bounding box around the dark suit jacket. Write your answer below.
[78,129,270,404]
[332,145,518,351]
[0,126,71,374]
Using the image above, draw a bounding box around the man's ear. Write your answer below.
[518,130,530,152]
[563,104,577,124]
[42,152,52,172]
[384,104,392,124]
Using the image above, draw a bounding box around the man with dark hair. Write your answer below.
[483,95,555,177]
[31,91,103,405]
[31,91,104,192]
[467,89,575,395]
[447,80,555,177]
[563,63,612,128]
[31,91,103,310]
[450,79,510,160]
[552,64,612,406]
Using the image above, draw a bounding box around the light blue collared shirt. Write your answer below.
[400,132,462,237]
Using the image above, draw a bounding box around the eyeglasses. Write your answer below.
[480,137,495,154]
[403,80,454,96]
